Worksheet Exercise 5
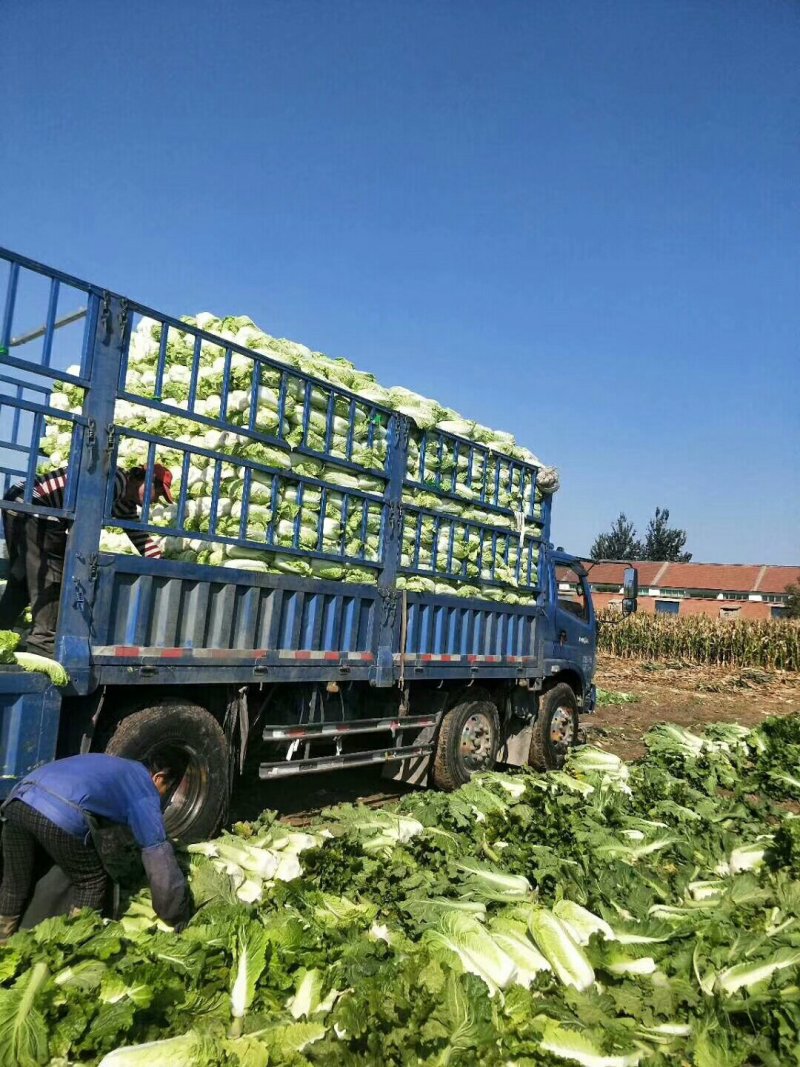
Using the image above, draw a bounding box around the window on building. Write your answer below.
[722,593,748,601]
[655,600,680,615]
[771,606,788,619]
[660,589,686,598]
[720,606,741,619]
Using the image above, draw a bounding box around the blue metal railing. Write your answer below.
[0,251,93,510]
[0,246,550,604]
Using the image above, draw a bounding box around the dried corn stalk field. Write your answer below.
[599,613,799,671]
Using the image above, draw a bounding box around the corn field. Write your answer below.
[598,612,800,671]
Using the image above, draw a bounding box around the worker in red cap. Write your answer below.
[0,463,174,656]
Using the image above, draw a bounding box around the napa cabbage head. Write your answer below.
[13,652,69,687]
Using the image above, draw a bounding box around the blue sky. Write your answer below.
[2,1,798,564]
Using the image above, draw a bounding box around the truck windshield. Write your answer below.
[555,563,589,621]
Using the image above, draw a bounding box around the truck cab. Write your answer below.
[547,552,597,711]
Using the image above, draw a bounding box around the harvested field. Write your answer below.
[588,651,800,760]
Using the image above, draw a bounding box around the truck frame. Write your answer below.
[0,247,608,840]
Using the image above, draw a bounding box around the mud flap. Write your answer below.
[498,718,535,767]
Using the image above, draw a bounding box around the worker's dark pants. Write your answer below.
[0,505,67,656]
[0,800,107,917]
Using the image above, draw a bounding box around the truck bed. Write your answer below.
[0,246,551,691]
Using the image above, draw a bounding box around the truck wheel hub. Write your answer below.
[550,706,573,747]
[460,712,494,770]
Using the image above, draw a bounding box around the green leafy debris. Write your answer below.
[0,629,21,663]
[4,714,800,1064]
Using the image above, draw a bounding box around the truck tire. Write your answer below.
[529,682,578,771]
[102,700,229,843]
[432,699,500,791]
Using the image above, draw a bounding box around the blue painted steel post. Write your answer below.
[541,490,553,547]
[532,489,556,675]
[57,293,129,690]
[373,413,410,686]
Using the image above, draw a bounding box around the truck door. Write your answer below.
[550,557,595,682]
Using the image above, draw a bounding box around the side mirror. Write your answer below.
[622,567,638,616]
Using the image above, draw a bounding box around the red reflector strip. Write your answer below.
[192,648,270,660]
[390,653,531,665]
[95,646,271,660]
[97,648,528,665]
[395,653,477,663]
[277,650,368,661]
[95,647,376,663]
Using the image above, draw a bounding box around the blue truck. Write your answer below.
[0,247,637,841]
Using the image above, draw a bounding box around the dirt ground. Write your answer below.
[587,652,800,761]
[229,654,800,825]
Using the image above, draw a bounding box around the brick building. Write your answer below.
[585,561,798,620]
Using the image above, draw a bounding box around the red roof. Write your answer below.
[657,563,762,592]
[585,561,664,587]
[756,566,800,594]
[585,560,799,595]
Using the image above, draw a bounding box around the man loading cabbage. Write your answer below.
[0,462,174,656]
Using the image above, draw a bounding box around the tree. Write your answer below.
[641,507,692,562]
[590,513,643,561]
[784,577,800,619]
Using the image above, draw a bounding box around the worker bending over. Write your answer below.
[0,752,191,941]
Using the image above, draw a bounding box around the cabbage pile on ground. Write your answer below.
[42,315,555,604]
[3,714,800,1065]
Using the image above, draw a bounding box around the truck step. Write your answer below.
[262,713,439,742]
[259,743,434,779]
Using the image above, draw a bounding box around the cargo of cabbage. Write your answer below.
[41,314,557,604]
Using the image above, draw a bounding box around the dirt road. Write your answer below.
[230,654,800,825]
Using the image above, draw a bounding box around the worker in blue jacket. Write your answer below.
[0,753,191,940]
